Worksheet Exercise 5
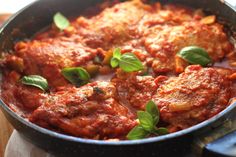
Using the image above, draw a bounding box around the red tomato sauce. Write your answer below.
[1,0,236,140]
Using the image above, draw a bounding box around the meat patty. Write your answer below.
[112,70,157,110]
[10,39,97,88]
[29,81,137,139]
[75,0,152,49]
[1,71,47,116]
[144,22,232,73]
[153,65,232,132]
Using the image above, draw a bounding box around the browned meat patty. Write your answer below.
[112,70,158,110]
[153,65,232,132]
[144,22,232,73]
[29,81,137,139]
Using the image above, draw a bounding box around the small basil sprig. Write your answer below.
[53,12,70,30]
[110,48,144,72]
[61,67,90,87]
[127,100,169,140]
[177,46,212,66]
[21,75,49,92]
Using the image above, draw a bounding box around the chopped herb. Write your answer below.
[61,67,90,87]
[93,87,105,94]
[21,75,48,92]
[53,12,70,30]
[110,48,144,72]
[177,46,212,66]
[127,100,169,140]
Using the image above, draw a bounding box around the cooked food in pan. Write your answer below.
[1,0,236,140]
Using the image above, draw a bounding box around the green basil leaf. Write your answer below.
[127,125,149,140]
[127,100,169,140]
[145,100,159,125]
[61,67,90,86]
[137,111,154,132]
[113,48,122,59]
[110,48,144,72]
[53,12,70,30]
[153,127,169,135]
[119,53,144,72]
[21,75,48,92]
[110,58,119,68]
[177,46,212,66]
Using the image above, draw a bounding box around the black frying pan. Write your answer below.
[0,0,236,156]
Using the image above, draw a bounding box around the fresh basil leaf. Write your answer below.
[110,48,121,68]
[113,48,122,59]
[110,48,144,72]
[61,67,90,86]
[177,46,212,66]
[127,100,169,140]
[119,53,144,72]
[154,127,169,135]
[145,100,159,125]
[21,75,48,92]
[110,58,119,68]
[53,12,70,30]
[137,111,154,132]
[127,125,149,140]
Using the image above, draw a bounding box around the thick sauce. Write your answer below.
[1,0,236,140]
